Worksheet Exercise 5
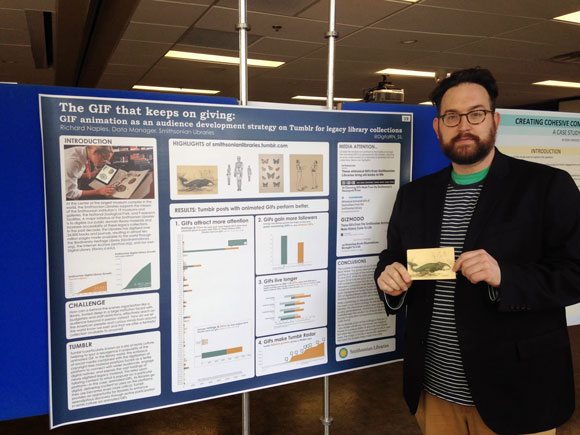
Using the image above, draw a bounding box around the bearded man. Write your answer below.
[375,67,580,435]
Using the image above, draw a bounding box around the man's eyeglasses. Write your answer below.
[439,109,494,127]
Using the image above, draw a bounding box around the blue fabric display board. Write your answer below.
[1,84,415,427]
[0,84,236,422]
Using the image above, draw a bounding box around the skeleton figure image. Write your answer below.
[234,156,244,191]
[226,164,231,185]
[247,165,252,182]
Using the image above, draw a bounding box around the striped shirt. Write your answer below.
[423,181,483,406]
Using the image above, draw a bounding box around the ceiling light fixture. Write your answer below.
[165,50,284,68]
[375,68,435,78]
[533,80,580,89]
[553,11,580,24]
[419,101,433,105]
[292,95,363,102]
[132,85,220,95]
[400,39,418,44]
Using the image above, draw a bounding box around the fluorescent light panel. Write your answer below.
[419,101,433,105]
[133,85,220,95]
[292,95,362,102]
[533,80,580,89]
[554,11,580,24]
[165,50,284,68]
[376,68,435,78]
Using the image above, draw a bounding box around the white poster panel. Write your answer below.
[497,108,580,325]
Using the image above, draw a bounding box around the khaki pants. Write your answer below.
[415,391,556,435]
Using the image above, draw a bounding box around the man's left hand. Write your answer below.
[453,249,501,288]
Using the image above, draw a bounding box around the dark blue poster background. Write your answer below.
[39,93,412,427]
[1,84,450,426]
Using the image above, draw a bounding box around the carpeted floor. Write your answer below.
[3,325,580,434]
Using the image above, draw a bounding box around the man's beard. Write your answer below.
[440,125,497,165]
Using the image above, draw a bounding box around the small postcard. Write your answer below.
[407,247,456,280]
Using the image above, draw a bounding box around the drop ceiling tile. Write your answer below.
[131,0,208,26]
[124,22,188,43]
[217,0,317,15]
[249,37,323,57]
[0,28,29,44]
[408,53,580,83]
[0,62,53,84]
[306,44,436,64]
[497,21,580,51]
[372,5,541,37]
[0,0,55,12]
[161,0,214,4]
[113,39,174,60]
[421,0,580,20]
[103,63,151,76]
[448,38,570,61]
[339,28,479,52]
[298,0,408,26]
[179,28,261,50]
[97,73,140,90]
[409,52,535,73]
[257,57,327,80]
[0,8,26,29]
[196,6,359,42]
[262,57,391,82]
[0,43,33,63]
[139,58,240,89]
[109,50,160,67]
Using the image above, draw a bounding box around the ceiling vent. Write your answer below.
[550,51,580,64]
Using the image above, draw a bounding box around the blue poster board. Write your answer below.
[0,85,414,427]
[0,84,236,421]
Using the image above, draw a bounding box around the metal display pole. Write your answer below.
[325,0,338,111]
[237,0,250,107]
[238,1,250,433]
[322,0,337,432]
[242,391,250,435]
[321,376,333,433]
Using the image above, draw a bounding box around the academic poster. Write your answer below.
[41,93,412,427]
[496,108,580,325]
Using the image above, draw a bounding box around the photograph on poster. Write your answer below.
[63,144,154,200]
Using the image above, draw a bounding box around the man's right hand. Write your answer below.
[377,262,413,297]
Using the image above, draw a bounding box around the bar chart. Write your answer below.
[171,217,255,391]
[193,321,252,371]
[255,212,328,275]
[256,270,327,336]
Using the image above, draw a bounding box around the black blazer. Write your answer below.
[375,149,580,434]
